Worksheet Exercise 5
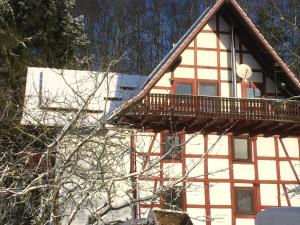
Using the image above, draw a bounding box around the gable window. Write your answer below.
[163,187,183,210]
[235,188,255,215]
[199,83,218,96]
[232,137,251,161]
[162,135,181,160]
[176,83,192,95]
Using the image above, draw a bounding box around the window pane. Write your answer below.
[236,189,253,214]
[176,84,192,95]
[199,83,217,96]
[233,138,249,160]
[246,87,261,98]
[164,135,181,159]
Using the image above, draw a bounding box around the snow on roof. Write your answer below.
[256,207,300,225]
[21,67,147,126]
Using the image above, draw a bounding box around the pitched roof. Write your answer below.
[111,0,300,120]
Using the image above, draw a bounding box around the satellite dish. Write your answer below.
[236,64,252,81]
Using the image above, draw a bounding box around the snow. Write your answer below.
[21,67,147,126]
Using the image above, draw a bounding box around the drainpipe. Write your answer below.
[231,25,237,98]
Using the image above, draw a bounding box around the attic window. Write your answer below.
[104,97,123,101]
[119,86,135,90]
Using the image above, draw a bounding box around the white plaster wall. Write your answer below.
[138,180,158,205]
[136,132,160,153]
[220,70,232,81]
[186,182,205,205]
[186,208,206,225]
[266,77,276,94]
[207,135,229,155]
[233,164,255,180]
[236,218,254,225]
[198,50,218,67]
[155,72,171,87]
[219,34,231,50]
[174,67,195,79]
[58,132,133,225]
[202,15,216,31]
[233,183,253,187]
[136,156,161,177]
[150,89,170,94]
[220,52,231,68]
[209,183,231,205]
[186,158,205,178]
[249,72,263,83]
[235,36,241,50]
[162,163,182,178]
[211,208,232,225]
[181,49,194,65]
[219,16,230,32]
[280,185,289,207]
[292,160,300,179]
[260,184,278,206]
[237,83,242,98]
[280,161,297,181]
[208,159,229,179]
[279,138,299,158]
[286,184,300,206]
[221,83,232,97]
[198,68,218,80]
[139,208,150,219]
[186,134,205,155]
[197,32,217,48]
[189,41,194,48]
[256,137,276,157]
[258,160,277,180]
[243,54,262,70]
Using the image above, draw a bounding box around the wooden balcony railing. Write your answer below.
[134,94,300,123]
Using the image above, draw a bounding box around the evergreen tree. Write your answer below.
[0,1,87,224]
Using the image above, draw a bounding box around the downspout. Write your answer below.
[231,25,237,97]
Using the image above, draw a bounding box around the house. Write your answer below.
[21,0,300,225]
[110,0,300,225]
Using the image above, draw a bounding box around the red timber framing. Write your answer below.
[135,132,300,223]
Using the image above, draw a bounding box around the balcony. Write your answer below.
[120,93,300,136]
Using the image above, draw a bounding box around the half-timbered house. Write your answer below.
[21,0,300,225]
[111,0,300,224]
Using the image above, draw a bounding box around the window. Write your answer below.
[243,82,262,98]
[163,187,183,209]
[199,83,218,113]
[235,188,255,215]
[163,135,181,159]
[199,83,217,96]
[246,87,261,98]
[232,137,251,161]
[176,83,192,95]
